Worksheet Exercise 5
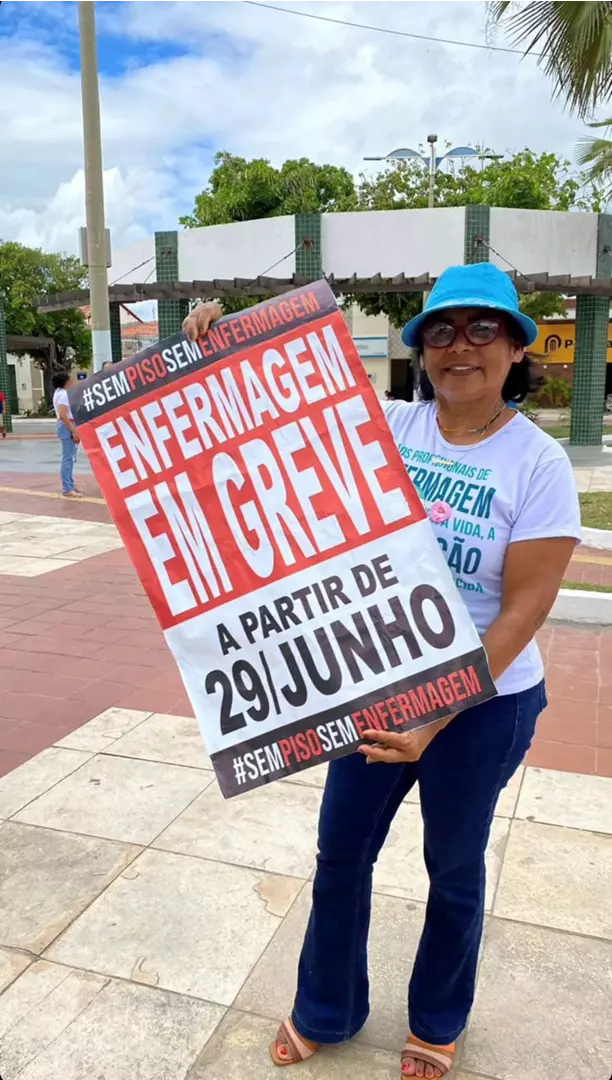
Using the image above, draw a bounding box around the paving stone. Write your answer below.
[0,555,75,576]
[0,961,224,1080]
[55,707,152,753]
[0,821,140,952]
[0,747,92,818]
[463,918,612,1080]
[45,848,304,1006]
[494,819,612,938]
[110,711,212,770]
[516,766,612,834]
[0,947,32,993]
[15,753,213,845]
[188,1010,399,1079]
[235,885,426,1052]
[155,781,321,878]
[373,803,510,912]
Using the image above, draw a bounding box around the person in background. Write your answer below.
[102,361,113,370]
[0,387,6,439]
[183,265,581,1078]
[52,371,80,498]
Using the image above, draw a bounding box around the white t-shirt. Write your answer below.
[53,388,73,421]
[383,400,582,695]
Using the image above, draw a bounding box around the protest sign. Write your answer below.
[70,282,496,797]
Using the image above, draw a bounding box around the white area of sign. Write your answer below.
[165,518,486,757]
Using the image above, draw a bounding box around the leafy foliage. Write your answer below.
[351,150,592,326]
[358,150,590,213]
[489,1,612,119]
[533,376,573,407]
[576,116,612,196]
[0,242,92,388]
[180,151,357,228]
[518,290,566,321]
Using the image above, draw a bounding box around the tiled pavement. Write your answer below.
[0,473,611,1078]
[0,708,611,1079]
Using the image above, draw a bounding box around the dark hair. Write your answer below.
[417,314,544,404]
[51,371,71,390]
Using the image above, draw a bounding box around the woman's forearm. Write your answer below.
[481,607,547,682]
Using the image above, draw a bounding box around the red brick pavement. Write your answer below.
[564,547,612,589]
[0,476,610,780]
[0,471,110,524]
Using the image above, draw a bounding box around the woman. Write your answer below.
[52,370,81,498]
[184,263,581,1078]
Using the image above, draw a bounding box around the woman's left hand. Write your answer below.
[359,717,453,764]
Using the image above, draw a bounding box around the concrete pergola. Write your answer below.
[2,206,611,444]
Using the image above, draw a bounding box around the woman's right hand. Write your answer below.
[182,302,223,342]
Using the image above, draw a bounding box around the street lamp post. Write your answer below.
[363,139,502,397]
[78,0,111,372]
[427,134,437,209]
[364,140,501,208]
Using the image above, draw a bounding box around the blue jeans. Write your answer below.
[292,680,546,1047]
[57,421,77,493]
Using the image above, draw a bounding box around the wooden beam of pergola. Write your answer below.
[34,269,612,313]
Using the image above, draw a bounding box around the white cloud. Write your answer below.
[0,1,588,260]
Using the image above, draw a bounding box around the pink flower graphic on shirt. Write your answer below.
[429,501,452,524]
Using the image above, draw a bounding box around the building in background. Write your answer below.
[121,319,158,357]
[533,316,612,394]
[343,304,415,400]
[6,353,45,414]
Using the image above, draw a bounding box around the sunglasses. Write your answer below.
[422,316,503,349]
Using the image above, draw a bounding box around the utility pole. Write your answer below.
[78,1,111,371]
[427,134,437,209]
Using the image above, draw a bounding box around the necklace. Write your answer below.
[436,402,506,440]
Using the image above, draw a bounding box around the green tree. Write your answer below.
[0,241,92,398]
[180,151,357,228]
[181,152,358,314]
[352,149,593,327]
[489,1,612,118]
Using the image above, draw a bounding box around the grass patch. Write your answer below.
[542,426,570,439]
[562,579,612,593]
[579,492,612,530]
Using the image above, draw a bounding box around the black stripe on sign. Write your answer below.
[69,280,338,426]
[210,648,496,798]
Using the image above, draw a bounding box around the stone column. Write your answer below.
[0,299,12,433]
[570,215,612,446]
[109,302,122,364]
[155,231,188,341]
[295,213,322,278]
[464,205,490,265]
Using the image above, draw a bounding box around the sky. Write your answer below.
[0,0,590,262]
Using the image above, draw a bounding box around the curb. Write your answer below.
[581,527,612,551]
[550,588,612,625]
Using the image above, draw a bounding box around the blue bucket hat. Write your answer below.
[401,262,538,348]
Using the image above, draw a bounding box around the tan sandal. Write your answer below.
[270,1018,319,1066]
[401,1034,456,1077]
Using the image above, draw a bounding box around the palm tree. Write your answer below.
[576,118,612,195]
[489,2,612,118]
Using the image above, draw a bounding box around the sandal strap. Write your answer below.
[278,1018,316,1062]
[402,1037,455,1074]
